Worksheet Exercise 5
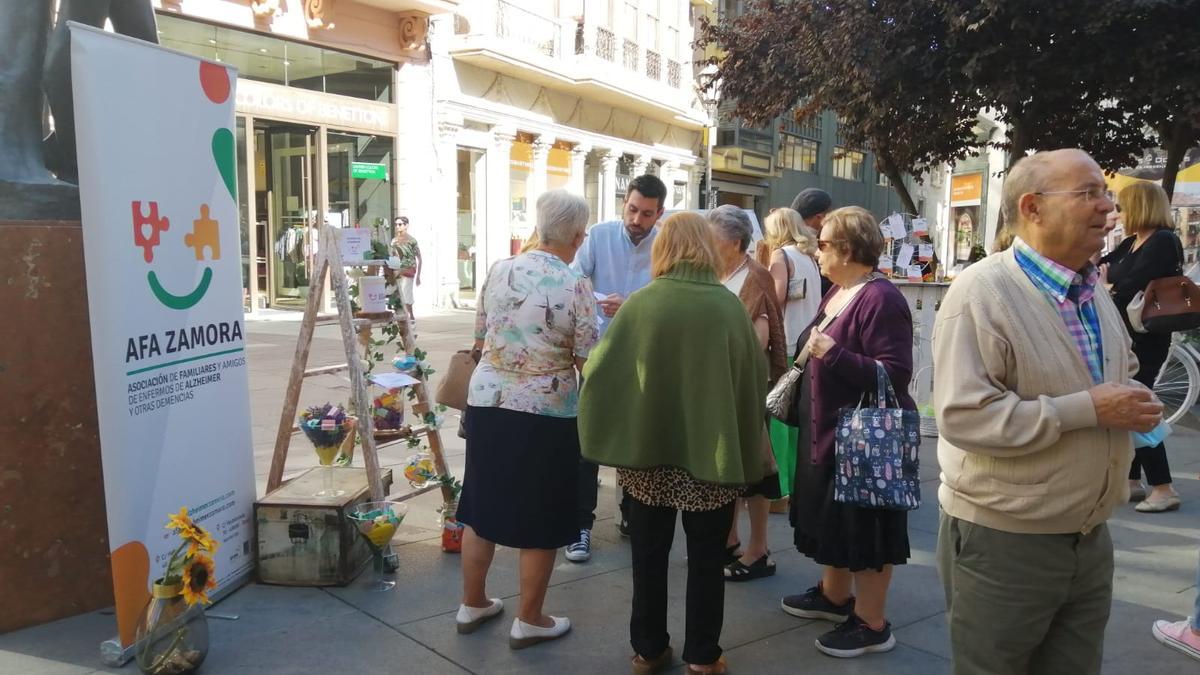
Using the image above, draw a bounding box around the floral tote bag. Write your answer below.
[833,362,921,510]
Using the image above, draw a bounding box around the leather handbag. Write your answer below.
[833,362,921,511]
[435,350,477,411]
[1131,234,1200,334]
[1140,276,1200,333]
[765,277,873,424]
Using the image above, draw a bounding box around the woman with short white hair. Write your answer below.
[456,189,599,649]
[707,205,788,584]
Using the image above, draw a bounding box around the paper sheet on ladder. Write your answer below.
[370,372,421,389]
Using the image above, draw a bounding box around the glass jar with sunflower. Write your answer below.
[134,507,218,675]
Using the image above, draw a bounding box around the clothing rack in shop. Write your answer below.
[264,225,454,504]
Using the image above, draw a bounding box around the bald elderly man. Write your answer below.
[933,149,1162,675]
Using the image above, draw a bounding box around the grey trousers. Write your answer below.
[937,513,1113,675]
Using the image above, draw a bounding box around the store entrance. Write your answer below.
[457,148,485,303]
[256,123,320,310]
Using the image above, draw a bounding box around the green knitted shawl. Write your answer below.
[578,263,768,486]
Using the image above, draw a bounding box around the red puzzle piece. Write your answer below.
[132,201,170,263]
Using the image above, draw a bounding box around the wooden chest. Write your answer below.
[254,467,393,587]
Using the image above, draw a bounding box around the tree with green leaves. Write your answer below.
[932,0,1153,173]
[1102,0,1200,198]
[699,0,981,214]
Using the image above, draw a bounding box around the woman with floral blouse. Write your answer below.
[454,190,599,650]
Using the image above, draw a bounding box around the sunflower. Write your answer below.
[186,525,220,557]
[165,507,196,534]
[181,554,217,606]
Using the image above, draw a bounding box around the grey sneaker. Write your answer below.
[565,529,591,562]
[781,584,855,622]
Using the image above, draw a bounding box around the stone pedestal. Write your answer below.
[0,219,112,633]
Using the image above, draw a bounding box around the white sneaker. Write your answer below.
[456,598,503,634]
[565,529,591,563]
[509,616,571,649]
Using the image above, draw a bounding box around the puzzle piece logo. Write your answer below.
[132,201,215,310]
[132,201,170,263]
[184,204,221,261]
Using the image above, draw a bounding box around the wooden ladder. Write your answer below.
[265,226,454,505]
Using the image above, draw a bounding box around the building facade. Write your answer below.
[152,0,455,314]
[703,1,934,227]
[151,0,709,313]
[411,0,710,307]
[712,107,933,222]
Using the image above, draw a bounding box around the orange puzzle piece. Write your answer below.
[184,204,221,261]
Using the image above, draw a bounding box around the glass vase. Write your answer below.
[348,501,407,592]
[134,580,209,675]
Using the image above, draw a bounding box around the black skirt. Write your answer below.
[789,372,909,572]
[455,405,581,549]
[742,472,782,499]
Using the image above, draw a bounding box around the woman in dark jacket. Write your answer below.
[780,206,915,659]
[1100,181,1183,512]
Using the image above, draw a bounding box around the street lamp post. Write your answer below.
[695,64,720,210]
[705,100,717,209]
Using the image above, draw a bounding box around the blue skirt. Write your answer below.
[456,405,581,549]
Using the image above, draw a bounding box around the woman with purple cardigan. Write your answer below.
[780,207,915,659]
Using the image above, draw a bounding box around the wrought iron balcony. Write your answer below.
[667,58,681,88]
[622,38,639,71]
[595,26,616,62]
[646,50,662,81]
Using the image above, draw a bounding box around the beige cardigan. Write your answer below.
[932,249,1137,535]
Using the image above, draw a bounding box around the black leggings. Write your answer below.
[1130,339,1172,486]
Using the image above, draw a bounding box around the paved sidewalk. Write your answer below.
[3,310,1199,674]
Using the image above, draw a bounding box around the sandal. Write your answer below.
[724,554,776,582]
[724,542,742,566]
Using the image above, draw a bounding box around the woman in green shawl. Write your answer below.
[578,212,767,674]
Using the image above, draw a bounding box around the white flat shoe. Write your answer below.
[1135,494,1181,513]
[509,616,571,649]
[456,598,503,634]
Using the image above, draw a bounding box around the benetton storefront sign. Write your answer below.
[236,79,397,135]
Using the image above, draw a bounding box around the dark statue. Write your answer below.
[0,0,157,220]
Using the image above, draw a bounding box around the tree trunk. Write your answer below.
[1159,119,1195,201]
[877,151,918,215]
[1007,118,1031,170]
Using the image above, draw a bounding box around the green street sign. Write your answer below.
[351,162,388,180]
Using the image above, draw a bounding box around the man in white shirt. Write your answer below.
[565,174,667,563]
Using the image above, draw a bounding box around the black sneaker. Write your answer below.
[617,519,630,538]
[780,584,855,622]
[815,615,896,658]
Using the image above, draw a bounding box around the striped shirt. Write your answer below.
[1012,237,1104,383]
